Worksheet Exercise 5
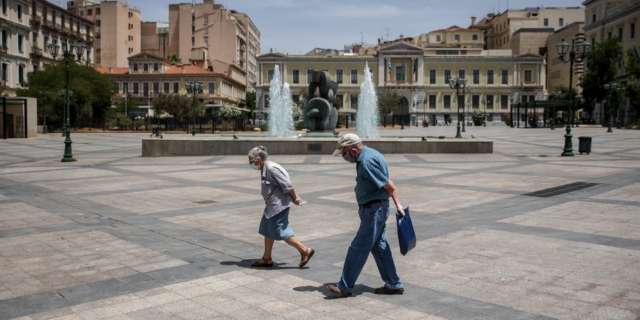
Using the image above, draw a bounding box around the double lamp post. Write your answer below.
[449,77,467,138]
[185,81,203,136]
[604,83,624,132]
[46,39,86,162]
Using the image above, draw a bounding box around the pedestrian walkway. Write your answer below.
[0,127,639,319]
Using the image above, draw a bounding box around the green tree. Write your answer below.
[167,54,182,65]
[219,104,241,118]
[548,84,578,101]
[16,62,115,121]
[580,38,624,114]
[625,50,640,124]
[377,90,400,115]
[332,96,343,110]
[152,93,202,127]
[246,91,256,114]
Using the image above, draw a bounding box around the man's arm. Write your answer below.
[382,180,404,216]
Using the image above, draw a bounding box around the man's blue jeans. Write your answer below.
[337,202,403,293]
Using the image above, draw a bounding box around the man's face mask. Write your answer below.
[342,147,357,163]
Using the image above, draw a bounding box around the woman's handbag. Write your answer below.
[396,207,416,256]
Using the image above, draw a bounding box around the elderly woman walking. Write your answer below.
[248,146,315,268]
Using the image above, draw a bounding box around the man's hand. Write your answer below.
[396,205,405,217]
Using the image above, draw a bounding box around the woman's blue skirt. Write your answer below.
[259,207,294,240]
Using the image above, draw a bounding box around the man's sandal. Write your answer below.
[299,248,315,268]
[251,257,273,267]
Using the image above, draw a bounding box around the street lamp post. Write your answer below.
[449,77,467,138]
[556,38,591,157]
[603,84,623,133]
[462,86,471,132]
[46,39,85,162]
[185,81,203,136]
[39,91,49,134]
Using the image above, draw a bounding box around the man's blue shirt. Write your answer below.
[355,146,389,204]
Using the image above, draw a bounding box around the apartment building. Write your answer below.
[1,0,93,96]
[480,7,584,50]
[141,22,169,59]
[168,0,260,92]
[583,0,640,57]
[97,52,247,113]
[412,25,485,49]
[67,0,141,68]
[257,42,545,125]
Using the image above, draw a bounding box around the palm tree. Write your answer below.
[167,54,182,65]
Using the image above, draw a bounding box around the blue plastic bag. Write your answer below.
[396,206,416,256]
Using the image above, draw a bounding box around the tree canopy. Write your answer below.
[167,54,182,65]
[245,91,256,114]
[152,93,204,124]
[17,62,115,120]
[624,49,640,124]
[377,90,400,115]
[580,38,623,111]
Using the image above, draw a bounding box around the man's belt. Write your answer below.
[358,199,389,208]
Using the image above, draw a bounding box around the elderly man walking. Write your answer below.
[327,133,404,297]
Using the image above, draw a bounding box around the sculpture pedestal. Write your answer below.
[303,131,338,138]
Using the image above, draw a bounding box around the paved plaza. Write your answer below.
[0,125,639,320]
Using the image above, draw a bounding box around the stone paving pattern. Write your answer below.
[0,126,639,320]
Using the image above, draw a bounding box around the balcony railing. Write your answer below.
[30,16,42,25]
[87,36,94,43]
[0,45,7,54]
[30,46,43,57]
[62,27,71,35]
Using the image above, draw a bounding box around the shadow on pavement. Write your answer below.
[294,283,376,299]
[219,259,307,270]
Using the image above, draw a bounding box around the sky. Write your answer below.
[78,0,585,55]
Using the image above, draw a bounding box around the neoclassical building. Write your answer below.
[256,41,545,125]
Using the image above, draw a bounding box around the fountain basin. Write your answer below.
[142,136,492,156]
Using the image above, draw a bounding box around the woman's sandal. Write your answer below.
[251,257,273,267]
[299,248,315,268]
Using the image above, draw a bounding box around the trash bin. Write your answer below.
[578,136,592,155]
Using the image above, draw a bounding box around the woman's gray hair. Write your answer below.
[248,146,268,160]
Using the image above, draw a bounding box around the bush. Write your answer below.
[295,121,306,130]
[221,121,234,131]
[133,119,145,131]
[259,124,268,132]
[472,110,488,126]
[108,114,131,130]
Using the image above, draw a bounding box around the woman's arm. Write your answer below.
[287,189,305,205]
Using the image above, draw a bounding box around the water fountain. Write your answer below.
[267,66,294,138]
[356,62,380,138]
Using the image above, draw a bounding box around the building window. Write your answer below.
[429,70,436,84]
[143,63,148,72]
[153,63,159,71]
[96,8,100,14]
[473,34,478,40]
[472,95,480,109]
[132,82,139,94]
[501,95,509,109]
[2,0,6,15]
[292,70,299,84]
[454,34,460,41]
[436,35,441,42]
[143,82,149,96]
[18,65,24,85]
[17,4,22,20]
[592,13,596,23]
[96,20,100,26]
[428,95,436,109]
[350,94,358,109]
[395,66,405,81]
[204,37,208,45]
[196,81,204,94]
[444,70,451,84]
[631,23,636,39]
[132,62,139,72]
[88,9,92,15]
[618,27,623,41]
[173,82,179,93]
[18,35,23,53]
[267,69,274,82]
[486,95,494,109]
[122,82,128,94]
[152,82,159,94]
[191,37,194,46]
[163,82,170,93]
[487,70,494,84]
[208,81,215,93]
[472,70,479,84]
[544,18,548,26]
[336,69,343,84]
[1,63,7,81]
[44,36,49,49]
[458,70,465,80]
[524,70,532,83]
[443,95,451,109]
[608,31,612,39]
[306,70,313,83]
[351,70,357,84]
[559,18,564,26]
[501,70,508,84]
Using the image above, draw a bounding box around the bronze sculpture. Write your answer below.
[302,71,339,131]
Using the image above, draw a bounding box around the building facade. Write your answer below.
[168,0,259,92]
[141,22,168,61]
[67,0,141,68]
[583,0,640,60]
[97,52,247,115]
[1,0,94,96]
[257,43,545,125]
[546,22,585,92]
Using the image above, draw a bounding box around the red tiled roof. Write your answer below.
[165,65,216,75]
[95,67,129,75]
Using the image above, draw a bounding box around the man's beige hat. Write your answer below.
[332,133,362,156]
